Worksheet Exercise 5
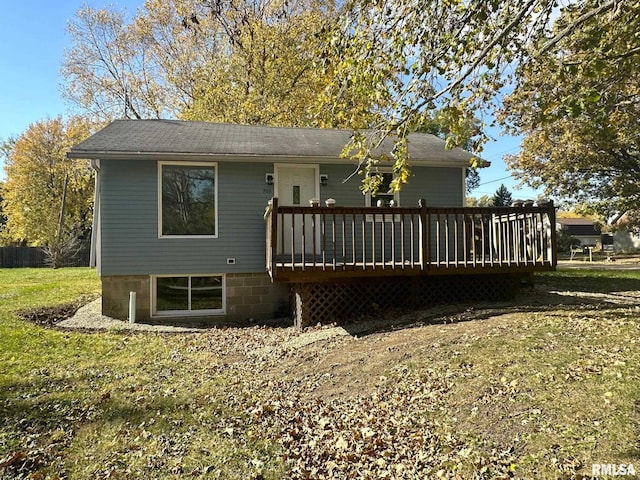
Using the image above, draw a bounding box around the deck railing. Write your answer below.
[265,198,556,282]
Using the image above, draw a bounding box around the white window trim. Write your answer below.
[366,169,401,222]
[151,274,226,317]
[158,161,219,239]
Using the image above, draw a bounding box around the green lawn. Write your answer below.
[1,268,638,479]
[0,268,285,479]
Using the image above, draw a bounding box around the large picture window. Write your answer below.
[159,162,217,237]
[153,275,224,315]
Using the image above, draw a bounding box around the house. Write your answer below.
[556,217,601,247]
[68,120,556,327]
[608,213,640,252]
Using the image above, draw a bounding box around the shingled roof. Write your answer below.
[67,119,485,167]
[556,218,601,237]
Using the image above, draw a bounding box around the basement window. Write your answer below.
[153,275,224,316]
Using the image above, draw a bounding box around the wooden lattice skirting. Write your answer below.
[291,274,524,328]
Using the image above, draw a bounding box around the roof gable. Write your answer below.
[67,119,485,167]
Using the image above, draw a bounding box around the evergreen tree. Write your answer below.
[492,184,513,207]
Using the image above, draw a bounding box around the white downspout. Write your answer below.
[89,159,101,271]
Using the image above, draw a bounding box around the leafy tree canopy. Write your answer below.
[62,0,374,128]
[502,0,640,227]
[466,195,492,207]
[1,117,95,247]
[323,0,628,193]
[178,0,346,127]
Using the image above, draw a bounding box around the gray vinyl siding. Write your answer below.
[100,160,275,276]
[100,160,463,276]
[318,164,463,208]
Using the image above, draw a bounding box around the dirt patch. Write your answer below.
[268,311,526,401]
[238,289,640,478]
[16,302,83,328]
[226,283,640,404]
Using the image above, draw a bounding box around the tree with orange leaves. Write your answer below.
[1,117,95,264]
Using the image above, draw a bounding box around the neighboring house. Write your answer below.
[609,213,640,252]
[556,218,601,247]
[68,120,556,327]
[613,231,640,252]
[557,216,640,254]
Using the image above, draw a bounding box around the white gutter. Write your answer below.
[89,159,101,272]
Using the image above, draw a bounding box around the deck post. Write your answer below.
[549,201,557,266]
[269,198,278,278]
[420,205,429,270]
[291,283,311,328]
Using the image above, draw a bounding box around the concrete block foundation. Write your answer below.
[102,275,151,322]
[101,272,290,326]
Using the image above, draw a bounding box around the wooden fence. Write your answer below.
[0,247,90,268]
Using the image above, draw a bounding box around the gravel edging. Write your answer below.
[58,299,354,342]
[57,299,204,333]
[55,299,390,347]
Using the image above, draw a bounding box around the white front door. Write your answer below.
[275,165,319,256]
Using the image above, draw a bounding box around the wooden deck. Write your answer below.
[265,198,557,283]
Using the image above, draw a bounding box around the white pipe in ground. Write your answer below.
[129,291,136,323]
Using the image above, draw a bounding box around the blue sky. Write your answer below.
[0,0,542,200]
[0,0,141,180]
